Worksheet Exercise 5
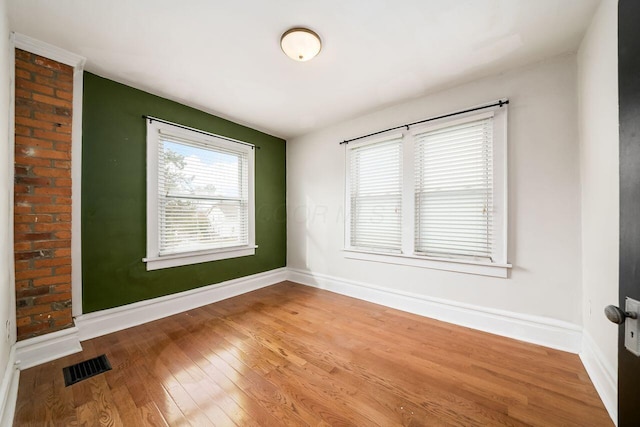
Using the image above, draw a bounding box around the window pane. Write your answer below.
[159,198,247,255]
[158,135,249,255]
[415,118,493,259]
[349,138,402,252]
[161,139,245,199]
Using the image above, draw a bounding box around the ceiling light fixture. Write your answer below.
[280,27,322,62]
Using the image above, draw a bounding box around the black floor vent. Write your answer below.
[62,354,112,386]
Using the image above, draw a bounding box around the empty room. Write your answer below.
[0,0,637,425]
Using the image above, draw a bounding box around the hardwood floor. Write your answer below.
[13,281,612,426]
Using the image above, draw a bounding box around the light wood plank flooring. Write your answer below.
[13,281,612,426]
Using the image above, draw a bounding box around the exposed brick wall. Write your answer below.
[14,49,74,340]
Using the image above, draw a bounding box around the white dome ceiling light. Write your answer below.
[280,27,322,62]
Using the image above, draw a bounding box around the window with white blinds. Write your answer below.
[344,106,508,275]
[414,117,493,260]
[158,132,249,255]
[348,137,402,252]
[145,120,255,270]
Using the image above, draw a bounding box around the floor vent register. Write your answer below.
[62,354,112,386]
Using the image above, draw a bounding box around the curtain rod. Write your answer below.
[339,99,509,145]
[142,115,259,149]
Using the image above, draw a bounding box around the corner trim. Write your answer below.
[12,33,85,67]
[71,58,84,317]
[287,268,583,353]
[14,327,82,370]
[0,347,19,427]
[579,332,617,425]
[75,267,288,341]
[8,30,17,347]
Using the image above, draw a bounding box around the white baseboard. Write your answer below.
[0,347,19,427]
[287,268,583,353]
[580,332,617,425]
[14,327,82,370]
[75,267,288,341]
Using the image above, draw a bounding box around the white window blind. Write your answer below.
[414,117,494,260]
[158,131,249,255]
[349,137,403,252]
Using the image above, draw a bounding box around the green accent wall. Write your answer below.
[81,73,286,313]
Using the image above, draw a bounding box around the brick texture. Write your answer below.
[14,49,74,341]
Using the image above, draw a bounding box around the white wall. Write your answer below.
[0,0,15,397]
[288,54,583,325]
[578,0,619,394]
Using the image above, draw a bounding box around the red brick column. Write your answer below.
[14,49,74,340]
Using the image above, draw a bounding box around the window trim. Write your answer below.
[344,104,510,277]
[144,120,255,271]
[343,249,511,278]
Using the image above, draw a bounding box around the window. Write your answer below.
[144,120,255,270]
[349,136,403,252]
[345,106,509,277]
[414,117,493,259]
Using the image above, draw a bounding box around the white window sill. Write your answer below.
[144,245,257,271]
[343,249,511,278]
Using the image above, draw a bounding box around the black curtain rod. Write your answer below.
[142,115,259,149]
[339,99,509,145]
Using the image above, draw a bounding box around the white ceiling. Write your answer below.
[8,0,600,139]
